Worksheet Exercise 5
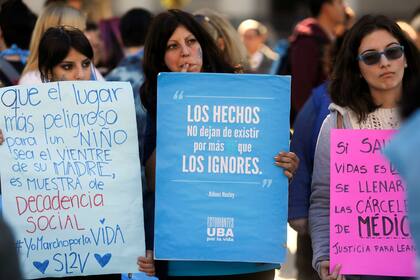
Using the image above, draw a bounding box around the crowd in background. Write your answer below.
[0,0,420,279]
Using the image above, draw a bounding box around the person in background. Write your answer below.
[288,0,346,124]
[44,0,83,10]
[106,8,153,126]
[396,21,418,48]
[333,6,355,37]
[105,8,154,263]
[410,7,420,49]
[19,2,103,84]
[309,14,420,280]
[285,1,346,279]
[237,19,278,74]
[137,9,298,280]
[194,8,249,71]
[287,7,354,280]
[98,17,124,76]
[288,32,348,280]
[0,0,37,225]
[0,0,37,87]
[84,21,106,72]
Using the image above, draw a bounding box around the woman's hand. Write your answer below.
[0,129,4,145]
[320,261,345,280]
[137,250,155,276]
[274,151,299,179]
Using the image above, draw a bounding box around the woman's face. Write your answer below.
[51,48,92,81]
[164,25,203,72]
[357,29,406,94]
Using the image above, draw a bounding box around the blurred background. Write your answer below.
[15,0,420,42]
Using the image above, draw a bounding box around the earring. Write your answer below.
[404,63,408,68]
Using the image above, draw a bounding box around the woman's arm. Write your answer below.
[274,151,299,179]
[309,114,333,274]
[137,250,155,276]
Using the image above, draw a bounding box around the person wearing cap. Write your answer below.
[238,19,278,74]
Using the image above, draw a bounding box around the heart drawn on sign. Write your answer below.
[33,260,49,274]
[94,253,112,268]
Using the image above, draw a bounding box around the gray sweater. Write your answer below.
[309,103,400,274]
[309,104,350,273]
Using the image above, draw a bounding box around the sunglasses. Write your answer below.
[357,45,405,66]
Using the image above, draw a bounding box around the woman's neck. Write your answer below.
[370,86,402,108]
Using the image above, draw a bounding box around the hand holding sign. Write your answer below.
[274,151,299,179]
[319,261,344,280]
[137,250,155,276]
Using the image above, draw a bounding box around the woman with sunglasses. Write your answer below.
[309,15,420,280]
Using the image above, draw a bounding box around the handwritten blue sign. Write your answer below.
[0,81,145,278]
[155,73,290,263]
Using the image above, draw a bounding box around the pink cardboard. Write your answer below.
[330,129,416,277]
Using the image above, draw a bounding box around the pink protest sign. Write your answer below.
[330,129,416,277]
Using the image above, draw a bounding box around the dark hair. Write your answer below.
[400,77,420,120]
[120,8,153,47]
[140,9,234,120]
[329,14,420,122]
[38,26,93,82]
[0,0,37,49]
[44,0,66,6]
[86,21,99,32]
[308,0,332,17]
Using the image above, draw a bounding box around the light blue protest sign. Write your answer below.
[0,81,144,278]
[384,109,420,273]
[155,73,290,263]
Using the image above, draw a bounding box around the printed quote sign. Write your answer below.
[155,73,290,263]
[0,81,144,278]
[330,129,416,277]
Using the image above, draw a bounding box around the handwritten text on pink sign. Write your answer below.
[330,129,415,277]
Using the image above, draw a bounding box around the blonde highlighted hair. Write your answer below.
[23,3,86,74]
[194,8,249,70]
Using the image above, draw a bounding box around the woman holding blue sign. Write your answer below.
[138,9,299,280]
[309,15,420,280]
